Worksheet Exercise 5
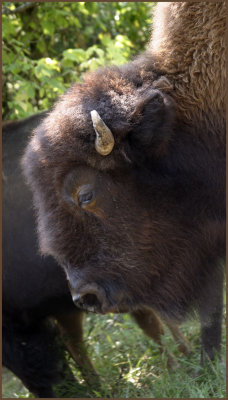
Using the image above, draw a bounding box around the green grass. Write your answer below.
[2,305,226,398]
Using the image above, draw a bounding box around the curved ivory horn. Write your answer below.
[90,110,114,156]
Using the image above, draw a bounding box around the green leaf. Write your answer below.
[63,48,87,63]
[2,19,16,38]
[35,58,60,79]
[41,20,55,36]
[37,41,46,54]
[48,78,66,94]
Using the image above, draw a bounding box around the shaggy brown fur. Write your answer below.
[22,2,225,365]
[148,1,226,138]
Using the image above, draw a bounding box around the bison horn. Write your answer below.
[90,110,115,156]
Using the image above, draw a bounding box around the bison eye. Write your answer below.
[78,185,94,207]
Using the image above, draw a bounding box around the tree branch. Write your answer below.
[2,2,39,16]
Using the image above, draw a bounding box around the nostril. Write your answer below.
[82,293,100,309]
[70,283,109,313]
[72,292,102,312]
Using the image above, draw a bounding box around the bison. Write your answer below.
[22,1,225,370]
[3,113,100,397]
[3,113,190,397]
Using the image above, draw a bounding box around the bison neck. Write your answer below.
[147,2,225,141]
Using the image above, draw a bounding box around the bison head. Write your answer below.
[22,65,223,320]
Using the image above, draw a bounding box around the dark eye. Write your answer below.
[78,187,94,207]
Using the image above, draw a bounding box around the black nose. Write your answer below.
[71,283,109,314]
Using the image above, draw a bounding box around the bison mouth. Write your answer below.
[70,281,127,314]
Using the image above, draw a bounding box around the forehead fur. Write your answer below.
[33,65,155,170]
[45,67,143,142]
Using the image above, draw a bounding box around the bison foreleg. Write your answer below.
[131,309,179,368]
[199,267,224,364]
[165,322,191,355]
[55,310,100,387]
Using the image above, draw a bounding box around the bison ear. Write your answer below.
[128,89,175,161]
[131,88,173,120]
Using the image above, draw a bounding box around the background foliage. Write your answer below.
[2,1,153,120]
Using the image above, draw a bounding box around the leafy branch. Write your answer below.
[2,2,38,15]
